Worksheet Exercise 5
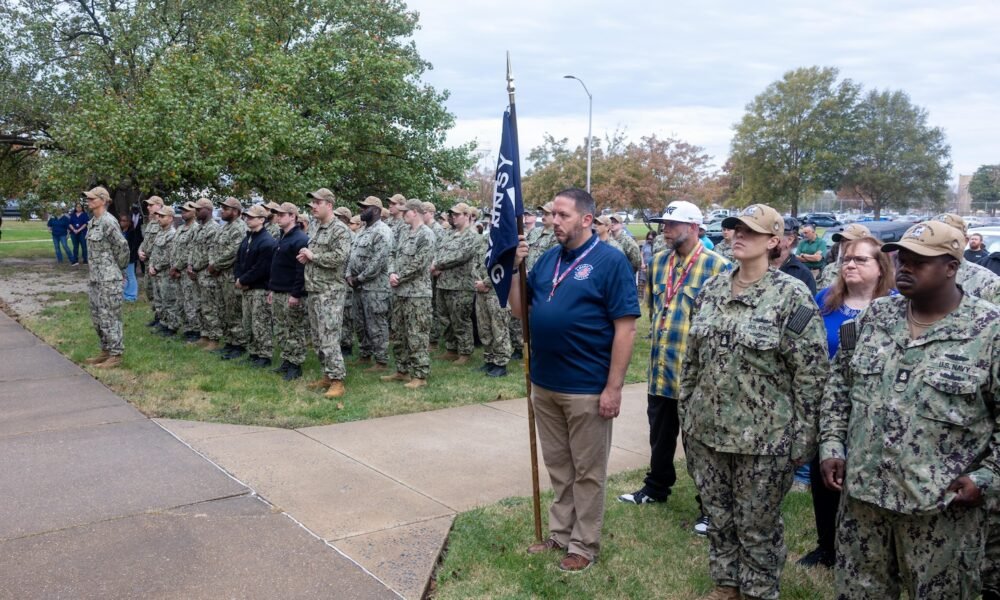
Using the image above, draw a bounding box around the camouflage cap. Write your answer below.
[153,204,174,217]
[380,207,390,219]
[243,204,269,218]
[82,186,111,204]
[595,215,613,227]
[932,213,968,236]
[388,193,407,206]
[264,201,281,211]
[297,213,310,225]
[307,188,336,203]
[608,214,623,223]
[882,221,964,261]
[194,197,214,210]
[537,202,554,214]
[220,197,243,210]
[333,207,352,219]
[421,201,436,214]
[721,204,783,236]
[181,201,197,212]
[832,223,872,243]
[359,196,383,208]
[271,202,299,216]
[349,215,361,225]
[143,195,164,207]
[404,199,425,213]
[449,202,473,215]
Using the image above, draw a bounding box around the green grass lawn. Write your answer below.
[434,467,834,599]
[0,221,57,259]
[25,293,653,428]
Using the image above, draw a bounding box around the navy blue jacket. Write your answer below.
[780,254,817,296]
[268,227,309,298]
[235,228,277,290]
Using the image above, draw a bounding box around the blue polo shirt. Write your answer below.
[526,233,641,394]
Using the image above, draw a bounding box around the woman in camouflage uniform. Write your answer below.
[81,186,130,368]
[680,203,829,600]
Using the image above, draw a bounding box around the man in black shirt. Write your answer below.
[267,202,310,380]
[235,204,277,366]
[965,233,990,263]
[770,217,817,295]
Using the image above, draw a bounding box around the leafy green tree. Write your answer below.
[729,66,860,216]
[841,90,950,218]
[969,164,1000,215]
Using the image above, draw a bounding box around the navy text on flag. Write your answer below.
[486,107,523,307]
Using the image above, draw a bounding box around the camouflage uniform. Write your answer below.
[819,294,1000,599]
[242,289,272,360]
[342,227,359,350]
[86,212,130,356]
[265,221,280,239]
[714,239,735,262]
[347,219,393,364]
[652,233,669,256]
[435,226,477,356]
[817,260,839,290]
[389,223,434,379]
[172,220,200,334]
[192,218,223,341]
[526,227,557,271]
[681,268,829,600]
[431,223,450,345]
[210,217,247,347]
[473,232,511,366]
[139,219,161,305]
[149,227,180,331]
[612,229,643,272]
[305,218,352,380]
[957,260,1000,304]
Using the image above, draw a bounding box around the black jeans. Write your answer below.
[809,453,840,553]
[642,394,681,499]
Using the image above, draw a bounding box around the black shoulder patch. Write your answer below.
[839,321,857,352]
[786,305,815,335]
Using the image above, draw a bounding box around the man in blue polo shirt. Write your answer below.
[509,187,640,573]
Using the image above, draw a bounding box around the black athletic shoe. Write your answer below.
[617,489,663,505]
[486,364,508,377]
[476,363,493,373]
[283,363,302,381]
[147,318,160,328]
[511,349,523,360]
[795,547,834,568]
[273,359,292,375]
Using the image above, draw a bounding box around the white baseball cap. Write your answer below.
[650,201,703,226]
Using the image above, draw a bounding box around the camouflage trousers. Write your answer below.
[197,270,224,340]
[356,290,390,364]
[218,269,246,347]
[836,496,985,599]
[271,292,307,366]
[684,435,793,600]
[180,274,200,333]
[154,274,181,331]
[88,280,124,356]
[342,288,354,349]
[144,265,156,304]
[241,288,273,359]
[984,510,1000,597]
[508,314,524,354]
[307,289,346,380]
[390,295,431,379]
[475,291,511,366]
[440,289,474,356]
[432,284,447,344]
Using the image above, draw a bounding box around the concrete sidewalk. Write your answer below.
[0,311,397,600]
[156,385,655,598]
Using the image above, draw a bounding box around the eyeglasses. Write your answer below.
[842,255,873,266]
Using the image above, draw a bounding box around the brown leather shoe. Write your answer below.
[558,553,592,572]
[698,586,741,600]
[440,351,459,360]
[307,375,333,389]
[403,378,427,389]
[324,380,346,398]
[84,351,110,365]
[364,363,388,373]
[380,372,410,382]
[94,355,122,369]
[453,355,470,365]
[526,538,564,554]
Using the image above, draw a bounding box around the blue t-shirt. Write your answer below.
[526,233,641,394]
[700,235,715,250]
[69,211,90,233]
[816,287,897,358]
[48,215,70,237]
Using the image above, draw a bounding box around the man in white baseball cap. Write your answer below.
[619,200,730,537]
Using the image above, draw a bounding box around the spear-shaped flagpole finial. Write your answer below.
[506,51,515,103]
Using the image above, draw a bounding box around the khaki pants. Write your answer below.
[531,384,612,562]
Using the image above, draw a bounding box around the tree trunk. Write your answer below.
[112,181,140,220]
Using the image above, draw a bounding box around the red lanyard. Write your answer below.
[663,244,703,305]
[548,236,600,302]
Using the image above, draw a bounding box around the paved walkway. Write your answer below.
[0,310,397,600]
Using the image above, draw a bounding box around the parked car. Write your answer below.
[822,221,913,260]
[703,221,725,244]
[969,226,1000,254]
[801,213,841,228]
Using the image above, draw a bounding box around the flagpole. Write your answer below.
[507,51,543,543]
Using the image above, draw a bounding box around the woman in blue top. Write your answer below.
[798,235,895,569]
[68,202,91,264]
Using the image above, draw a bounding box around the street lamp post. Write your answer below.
[563,75,592,193]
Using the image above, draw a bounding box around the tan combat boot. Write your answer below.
[84,351,110,365]
[403,378,427,389]
[324,380,346,399]
[202,340,221,352]
[194,336,212,346]
[698,586,741,600]
[453,355,470,365]
[364,363,387,373]
[308,375,333,390]
[380,372,410,383]
[94,355,122,369]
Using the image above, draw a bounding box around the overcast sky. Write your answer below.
[406,0,999,182]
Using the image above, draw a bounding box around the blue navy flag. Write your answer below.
[486,107,523,307]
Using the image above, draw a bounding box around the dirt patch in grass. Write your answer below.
[0,258,89,318]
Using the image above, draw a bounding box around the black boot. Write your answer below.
[283,363,303,381]
[156,326,176,337]
[486,364,508,377]
[146,318,160,328]
[221,345,245,360]
[476,363,493,373]
[184,330,201,343]
[341,345,352,357]
[251,356,272,368]
[212,343,234,355]
[273,359,292,375]
[511,349,523,360]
